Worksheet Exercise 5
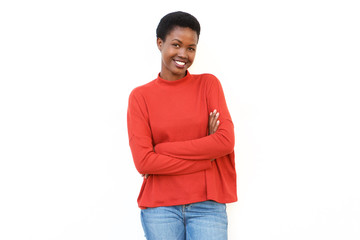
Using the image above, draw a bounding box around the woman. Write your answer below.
[127,11,237,240]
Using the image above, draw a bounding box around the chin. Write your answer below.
[174,70,187,77]
[173,66,188,74]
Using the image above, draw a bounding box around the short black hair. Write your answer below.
[156,11,201,42]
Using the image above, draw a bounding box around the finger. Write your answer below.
[209,109,220,135]
[210,110,218,125]
[209,118,215,134]
[214,111,219,122]
[213,120,220,132]
[209,112,215,133]
[212,109,217,122]
[209,110,216,123]
[210,112,220,133]
[209,112,214,127]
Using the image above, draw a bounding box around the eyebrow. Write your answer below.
[172,39,197,46]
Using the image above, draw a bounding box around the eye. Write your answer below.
[188,47,196,52]
[172,44,180,48]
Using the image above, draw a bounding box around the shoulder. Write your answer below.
[192,73,218,80]
[191,73,222,89]
[128,79,158,110]
[192,73,220,84]
[129,79,156,99]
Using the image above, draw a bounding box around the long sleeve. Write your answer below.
[127,89,212,175]
[154,75,234,160]
[128,72,237,209]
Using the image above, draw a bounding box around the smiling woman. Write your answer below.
[127,11,237,240]
[157,26,198,81]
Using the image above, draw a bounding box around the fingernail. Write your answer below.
[216,112,219,117]
[213,109,217,113]
[217,120,220,124]
[210,112,212,116]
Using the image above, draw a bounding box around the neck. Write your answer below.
[160,70,187,81]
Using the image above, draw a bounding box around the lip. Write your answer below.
[173,59,187,69]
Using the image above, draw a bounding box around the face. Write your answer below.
[157,26,198,81]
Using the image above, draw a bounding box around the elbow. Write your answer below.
[224,135,235,154]
[217,128,235,155]
[133,151,153,175]
[134,164,147,175]
[129,139,154,174]
[219,120,235,153]
[134,158,150,175]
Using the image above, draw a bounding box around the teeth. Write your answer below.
[175,61,185,66]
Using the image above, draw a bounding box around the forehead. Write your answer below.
[165,26,198,43]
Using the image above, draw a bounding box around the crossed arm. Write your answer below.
[128,75,234,178]
[153,76,235,162]
[141,110,220,178]
[128,90,215,177]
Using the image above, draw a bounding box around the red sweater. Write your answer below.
[127,72,237,209]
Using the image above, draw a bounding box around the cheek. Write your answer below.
[162,48,175,61]
[189,52,196,62]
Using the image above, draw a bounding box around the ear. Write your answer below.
[157,38,163,51]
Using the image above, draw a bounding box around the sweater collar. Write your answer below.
[155,71,192,86]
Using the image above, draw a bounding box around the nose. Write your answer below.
[177,47,187,59]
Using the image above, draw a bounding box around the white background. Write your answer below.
[1,0,359,239]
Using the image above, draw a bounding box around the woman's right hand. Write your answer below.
[209,109,220,162]
[208,109,220,135]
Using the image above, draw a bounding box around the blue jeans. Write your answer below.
[141,200,228,240]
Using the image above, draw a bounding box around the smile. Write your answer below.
[174,60,186,67]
